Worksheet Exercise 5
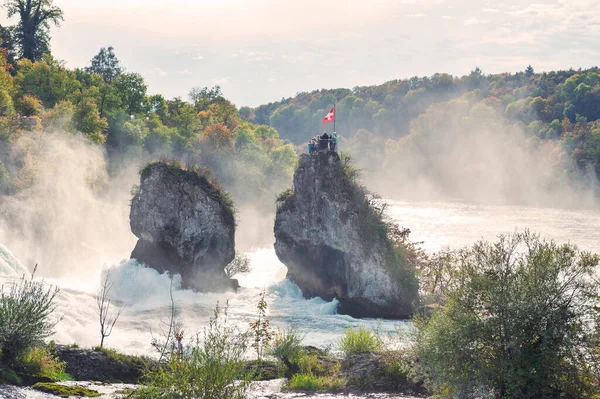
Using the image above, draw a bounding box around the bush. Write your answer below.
[338,326,383,357]
[0,273,60,364]
[132,302,252,399]
[224,252,250,279]
[413,231,600,399]
[18,346,69,381]
[268,327,305,375]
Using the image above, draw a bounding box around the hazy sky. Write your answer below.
[2,0,598,106]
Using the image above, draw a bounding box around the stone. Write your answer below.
[274,152,417,318]
[130,162,236,292]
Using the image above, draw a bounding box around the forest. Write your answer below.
[245,66,600,199]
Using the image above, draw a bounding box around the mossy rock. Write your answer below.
[32,382,101,397]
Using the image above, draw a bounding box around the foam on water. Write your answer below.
[0,244,29,276]
[1,201,600,356]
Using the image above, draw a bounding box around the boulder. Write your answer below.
[341,352,427,395]
[274,152,417,318]
[130,162,236,292]
[53,345,152,383]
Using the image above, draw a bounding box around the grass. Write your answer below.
[286,373,345,392]
[338,326,384,357]
[92,346,150,370]
[32,382,100,397]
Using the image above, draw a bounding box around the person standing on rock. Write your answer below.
[331,132,338,152]
[320,131,330,151]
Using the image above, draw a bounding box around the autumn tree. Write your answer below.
[4,0,64,61]
[189,85,224,112]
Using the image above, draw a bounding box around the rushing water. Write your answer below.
[1,200,600,357]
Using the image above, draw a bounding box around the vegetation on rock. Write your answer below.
[338,326,384,357]
[32,382,100,397]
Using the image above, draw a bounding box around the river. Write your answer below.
[1,199,599,396]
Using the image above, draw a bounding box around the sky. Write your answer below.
[2,0,599,107]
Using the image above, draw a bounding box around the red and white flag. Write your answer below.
[323,107,335,124]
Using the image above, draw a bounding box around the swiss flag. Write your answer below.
[323,107,335,124]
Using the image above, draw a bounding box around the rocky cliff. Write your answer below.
[130,162,236,292]
[274,152,417,318]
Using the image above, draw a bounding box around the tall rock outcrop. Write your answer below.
[130,162,236,292]
[274,152,417,318]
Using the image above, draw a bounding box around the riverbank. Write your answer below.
[0,343,428,398]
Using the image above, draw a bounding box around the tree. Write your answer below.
[224,252,250,279]
[96,271,124,348]
[413,231,600,399]
[4,0,64,61]
[525,64,535,77]
[189,85,224,112]
[85,47,122,84]
[113,72,147,115]
[73,97,108,143]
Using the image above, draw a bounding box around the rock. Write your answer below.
[341,352,426,395]
[53,345,152,384]
[274,152,417,318]
[130,162,236,292]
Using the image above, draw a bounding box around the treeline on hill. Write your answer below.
[244,66,600,193]
[0,50,296,201]
[0,0,296,203]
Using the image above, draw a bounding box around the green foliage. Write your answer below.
[18,346,70,381]
[73,97,108,142]
[269,327,305,366]
[85,47,122,84]
[413,231,600,399]
[338,326,384,357]
[286,373,344,392]
[275,188,295,212]
[0,272,60,364]
[132,302,252,399]
[249,291,273,361]
[32,382,100,397]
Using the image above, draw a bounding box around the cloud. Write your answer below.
[212,77,230,84]
[193,55,204,60]
[177,69,192,75]
[153,68,167,77]
[465,18,489,25]
[281,51,318,65]
[407,13,426,18]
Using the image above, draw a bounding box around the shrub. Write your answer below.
[0,272,60,364]
[132,302,251,399]
[18,346,69,381]
[269,327,305,375]
[224,252,250,279]
[338,326,384,357]
[413,231,600,399]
